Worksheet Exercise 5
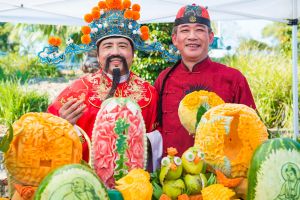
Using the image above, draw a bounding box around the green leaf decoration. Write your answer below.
[206,173,217,186]
[114,118,130,181]
[0,123,13,153]
[152,181,163,200]
[151,169,163,200]
[195,104,209,130]
[114,118,130,135]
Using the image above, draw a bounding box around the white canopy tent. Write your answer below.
[0,0,298,25]
[0,0,299,138]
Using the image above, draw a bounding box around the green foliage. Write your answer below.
[17,23,81,44]
[221,47,293,129]
[0,81,49,124]
[0,123,13,153]
[262,22,300,57]
[237,38,272,51]
[10,23,81,53]
[0,23,20,52]
[0,53,60,82]
[132,23,175,84]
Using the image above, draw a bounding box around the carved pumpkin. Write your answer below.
[178,90,224,134]
[4,112,82,186]
[194,103,268,178]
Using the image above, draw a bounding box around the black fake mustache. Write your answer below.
[104,55,128,73]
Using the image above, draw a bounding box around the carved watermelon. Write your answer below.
[34,164,109,200]
[4,112,82,186]
[92,97,147,188]
[247,138,300,200]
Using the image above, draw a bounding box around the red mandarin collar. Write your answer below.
[180,56,212,72]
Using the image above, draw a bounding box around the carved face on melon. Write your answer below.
[4,113,82,186]
[194,103,268,178]
[34,164,109,200]
[92,97,147,188]
[247,138,300,200]
[181,146,205,174]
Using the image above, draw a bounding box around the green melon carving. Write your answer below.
[34,164,109,200]
[247,138,300,200]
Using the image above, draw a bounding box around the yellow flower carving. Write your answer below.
[182,92,201,110]
[178,90,225,134]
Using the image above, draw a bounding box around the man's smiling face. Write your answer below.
[172,23,214,64]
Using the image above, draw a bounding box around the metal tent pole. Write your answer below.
[290,0,299,140]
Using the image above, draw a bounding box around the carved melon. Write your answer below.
[34,164,109,200]
[178,90,224,134]
[201,184,235,200]
[247,138,300,200]
[92,97,147,188]
[115,168,153,200]
[4,112,82,186]
[194,103,268,178]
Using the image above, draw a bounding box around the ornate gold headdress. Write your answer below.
[38,0,180,64]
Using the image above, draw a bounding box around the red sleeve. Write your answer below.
[47,78,89,116]
[141,86,159,133]
[233,75,256,110]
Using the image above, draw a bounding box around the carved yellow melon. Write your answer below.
[178,90,224,134]
[202,184,235,200]
[194,104,268,178]
[115,168,153,200]
[4,112,82,186]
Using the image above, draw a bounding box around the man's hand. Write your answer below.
[58,98,86,125]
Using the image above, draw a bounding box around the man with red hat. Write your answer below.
[154,4,256,157]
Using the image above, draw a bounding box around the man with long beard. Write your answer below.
[47,7,161,170]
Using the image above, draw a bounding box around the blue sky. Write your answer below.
[216,19,273,49]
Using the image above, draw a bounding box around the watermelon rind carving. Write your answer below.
[247,138,300,200]
[34,164,109,200]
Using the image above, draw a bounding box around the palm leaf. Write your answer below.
[0,122,13,152]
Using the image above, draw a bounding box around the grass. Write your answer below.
[221,49,294,129]
[0,53,61,83]
[0,81,49,124]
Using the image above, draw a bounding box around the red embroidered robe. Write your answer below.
[48,70,158,162]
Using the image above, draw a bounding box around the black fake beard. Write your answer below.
[104,55,129,99]
[105,68,121,99]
